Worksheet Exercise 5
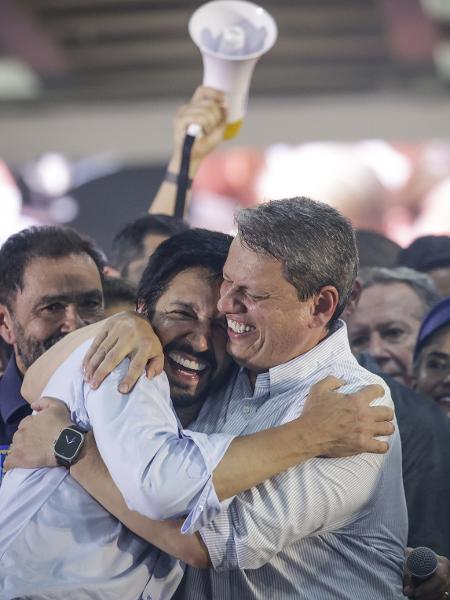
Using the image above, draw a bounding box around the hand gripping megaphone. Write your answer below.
[189,0,278,140]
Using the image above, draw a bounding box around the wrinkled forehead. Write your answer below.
[161,266,224,316]
[16,255,102,305]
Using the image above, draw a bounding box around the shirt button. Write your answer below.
[198,505,204,512]
[243,405,251,414]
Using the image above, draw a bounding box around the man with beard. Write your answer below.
[1,228,393,599]
[0,226,106,451]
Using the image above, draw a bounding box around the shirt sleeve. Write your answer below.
[198,382,395,571]
[84,360,234,523]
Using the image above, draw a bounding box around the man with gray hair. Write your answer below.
[346,266,441,388]
[9,199,407,598]
[165,197,407,599]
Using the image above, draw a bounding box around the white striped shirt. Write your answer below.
[172,321,407,599]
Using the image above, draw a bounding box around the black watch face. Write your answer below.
[54,428,84,461]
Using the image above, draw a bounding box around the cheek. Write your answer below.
[24,316,59,340]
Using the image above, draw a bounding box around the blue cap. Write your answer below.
[414,296,450,361]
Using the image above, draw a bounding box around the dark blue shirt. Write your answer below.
[358,352,450,557]
[0,354,32,446]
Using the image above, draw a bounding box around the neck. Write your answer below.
[175,401,203,428]
[13,348,27,376]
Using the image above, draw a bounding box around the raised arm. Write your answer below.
[149,86,226,217]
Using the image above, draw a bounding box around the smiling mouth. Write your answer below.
[168,351,208,375]
[227,318,256,335]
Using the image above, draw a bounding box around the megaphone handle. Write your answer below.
[174,130,197,219]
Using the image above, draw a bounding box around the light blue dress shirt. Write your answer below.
[0,339,233,600]
[172,322,408,599]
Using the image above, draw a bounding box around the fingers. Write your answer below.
[84,338,119,384]
[176,102,226,138]
[82,328,108,373]
[191,86,225,104]
[310,376,346,393]
[30,396,63,413]
[355,383,385,404]
[371,405,395,422]
[363,439,390,454]
[117,350,149,394]
[145,353,165,380]
[373,421,395,437]
[403,571,413,598]
[88,341,125,389]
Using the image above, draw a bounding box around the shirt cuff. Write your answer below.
[198,508,237,571]
[180,430,234,535]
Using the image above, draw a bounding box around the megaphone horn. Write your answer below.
[189,0,278,140]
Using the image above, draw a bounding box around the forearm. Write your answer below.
[149,155,199,216]
[71,432,209,567]
[213,418,322,501]
[21,321,107,403]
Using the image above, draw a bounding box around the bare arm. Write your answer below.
[149,86,226,217]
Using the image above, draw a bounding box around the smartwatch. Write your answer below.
[54,425,86,468]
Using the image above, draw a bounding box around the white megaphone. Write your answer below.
[189,0,277,140]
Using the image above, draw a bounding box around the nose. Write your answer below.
[367,332,389,361]
[60,304,85,333]
[218,283,243,315]
[185,323,212,354]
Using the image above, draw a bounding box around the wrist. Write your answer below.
[71,431,94,466]
[54,424,86,468]
[288,417,326,461]
[168,155,201,180]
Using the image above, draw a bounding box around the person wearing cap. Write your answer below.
[413,296,450,417]
[398,235,450,297]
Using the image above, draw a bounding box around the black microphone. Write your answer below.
[405,546,439,586]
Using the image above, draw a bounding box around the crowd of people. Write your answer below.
[0,86,449,599]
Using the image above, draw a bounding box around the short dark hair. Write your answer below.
[235,197,358,326]
[103,276,136,310]
[355,229,401,268]
[110,214,189,277]
[397,235,450,272]
[137,228,233,320]
[0,226,106,308]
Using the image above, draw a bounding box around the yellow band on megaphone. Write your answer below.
[223,119,243,140]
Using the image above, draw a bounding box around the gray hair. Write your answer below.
[235,197,358,326]
[358,266,441,315]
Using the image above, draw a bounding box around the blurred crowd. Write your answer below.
[0,86,450,599]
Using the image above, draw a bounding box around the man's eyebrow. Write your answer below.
[426,351,450,360]
[36,290,103,305]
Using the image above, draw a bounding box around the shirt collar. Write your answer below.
[0,354,28,423]
[249,320,352,397]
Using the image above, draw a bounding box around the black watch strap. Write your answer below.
[54,425,86,469]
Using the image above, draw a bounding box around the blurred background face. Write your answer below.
[218,238,321,375]
[125,233,170,286]
[152,267,232,409]
[3,254,104,372]
[415,324,450,417]
[346,282,424,386]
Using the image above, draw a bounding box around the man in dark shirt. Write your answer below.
[344,280,450,558]
[0,226,106,453]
